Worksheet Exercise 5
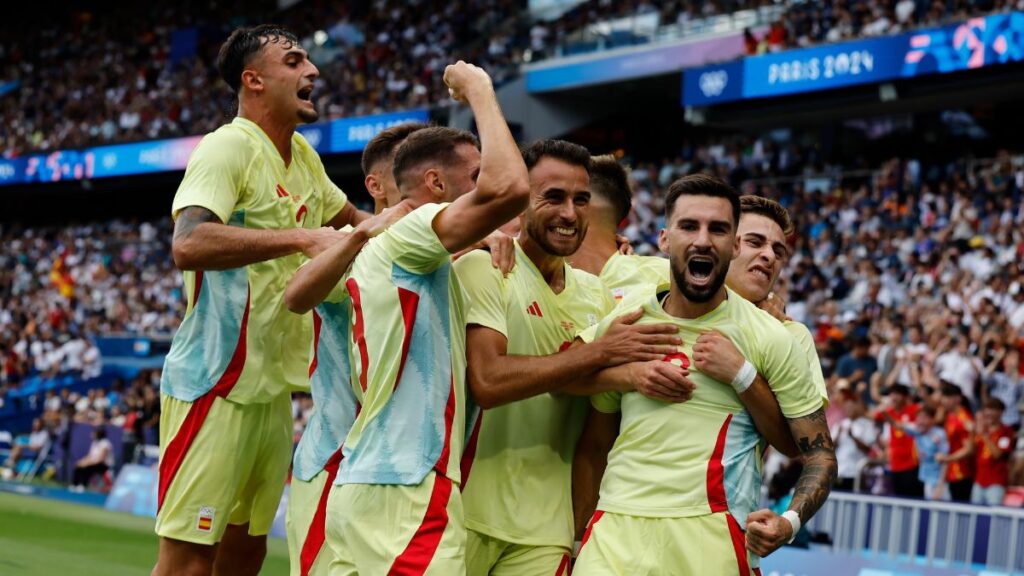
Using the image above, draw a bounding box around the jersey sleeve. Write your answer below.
[591,391,623,414]
[453,250,507,337]
[171,129,250,223]
[749,312,822,419]
[785,321,829,408]
[379,203,451,274]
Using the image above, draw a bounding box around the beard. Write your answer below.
[524,216,585,257]
[297,106,319,124]
[670,255,731,303]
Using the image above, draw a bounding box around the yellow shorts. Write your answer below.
[466,529,570,576]
[286,450,343,576]
[154,392,291,545]
[324,471,465,576]
[574,510,760,576]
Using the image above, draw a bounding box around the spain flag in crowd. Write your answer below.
[49,249,75,298]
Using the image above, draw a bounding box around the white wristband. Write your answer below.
[731,360,757,394]
[781,510,801,544]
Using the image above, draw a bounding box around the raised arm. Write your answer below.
[746,408,837,557]
[431,62,530,253]
[172,206,345,270]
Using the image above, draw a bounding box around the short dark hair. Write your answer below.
[521,139,592,172]
[920,404,938,418]
[392,127,479,194]
[940,382,963,397]
[217,25,299,94]
[663,174,740,226]
[361,122,429,176]
[589,155,632,224]
[888,383,911,397]
[740,195,795,236]
[985,397,1006,412]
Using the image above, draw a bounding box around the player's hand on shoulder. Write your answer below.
[744,508,793,557]
[629,360,695,403]
[356,200,413,239]
[443,60,493,103]
[301,226,350,259]
[598,308,681,367]
[757,292,790,322]
[691,331,746,386]
[615,234,634,255]
[452,230,516,276]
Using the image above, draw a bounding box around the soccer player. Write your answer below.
[283,122,425,576]
[362,122,429,214]
[293,61,530,574]
[456,141,688,576]
[571,158,807,458]
[570,154,669,300]
[573,175,836,574]
[692,195,831,453]
[155,25,373,576]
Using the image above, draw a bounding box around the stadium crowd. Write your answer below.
[1,0,1005,156]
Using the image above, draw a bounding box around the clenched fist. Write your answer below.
[443,60,493,103]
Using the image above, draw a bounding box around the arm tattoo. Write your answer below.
[173,206,222,241]
[787,407,838,523]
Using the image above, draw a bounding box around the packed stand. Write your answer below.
[618,142,1024,506]
[0,0,521,157]
[0,218,181,409]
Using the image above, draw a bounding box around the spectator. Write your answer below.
[3,417,50,470]
[937,384,977,503]
[831,389,878,491]
[836,337,879,405]
[972,398,1016,505]
[983,349,1022,429]
[71,427,113,492]
[875,384,923,498]
[935,337,983,405]
[892,404,949,501]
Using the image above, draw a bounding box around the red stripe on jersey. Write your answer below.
[459,411,483,490]
[433,374,456,477]
[555,553,571,576]
[276,184,289,197]
[707,413,733,513]
[194,271,204,303]
[393,287,420,391]
[580,510,604,551]
[389,474,454,575]
[346,278,370,393]
[299,447,344,576]
[726,513,752,576]
[158,288,251,511]
[309,310,322,378]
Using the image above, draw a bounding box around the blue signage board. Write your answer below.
[0,108,430,187]
[684,12,1024,106]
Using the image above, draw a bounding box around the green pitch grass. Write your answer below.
[0,491,290,575]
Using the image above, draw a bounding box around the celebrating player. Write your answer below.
[154,25,372,576]
[283,122,425,576]
[297,61,529,574]
[573,175,835,574]
[571,154,670,299]
[456,140,687,576]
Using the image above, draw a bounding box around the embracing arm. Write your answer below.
[739,376,800,457]
[466,310,684,408]
[172,206,342,270]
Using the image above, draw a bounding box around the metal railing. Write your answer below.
[807,491,1024,572]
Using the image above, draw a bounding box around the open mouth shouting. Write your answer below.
[686,253,717,289]
[297,85,314,103]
